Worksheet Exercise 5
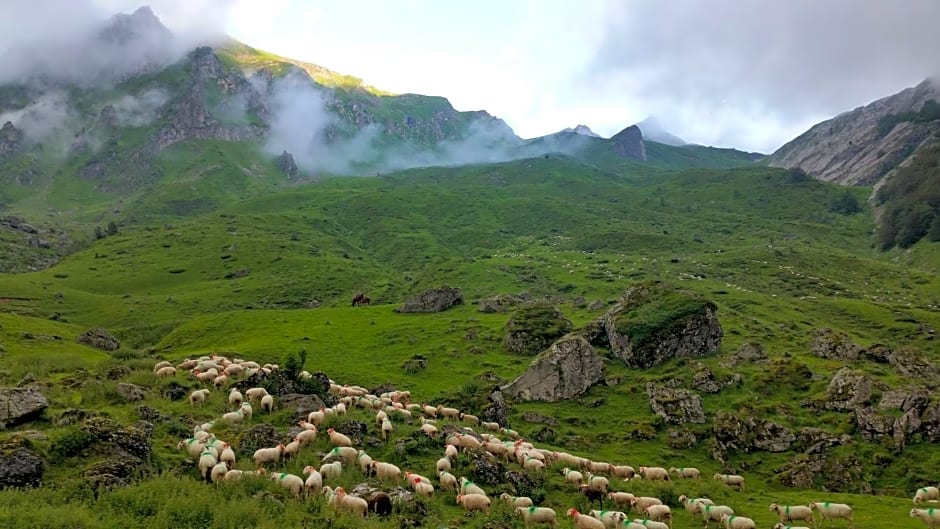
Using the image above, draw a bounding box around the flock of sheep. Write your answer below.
[155,354,940,529]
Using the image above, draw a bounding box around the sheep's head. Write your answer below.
[277,443,285,452]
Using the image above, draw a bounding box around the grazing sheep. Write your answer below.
[915,487,940,504]
[678,495,714,513]
[301,466,322,496]
[295,428,317,446]
[282,440,301,459]
[566,508,606,529]
[245,387,268,402]
[438,406,460,420]
[177,438,205,460]
[719,514,755,529]
[668,466,700,479]
[212,374,228,388]
[308,409,326,425]
[327,428,352,447]
[501,493,534,509]
[482,421,501,431]
[320,461,343,480]
[155,366,176,378]
[209,461,228,483]
[608,492,636,509]
[585,473,609,492]
[260,394,274,413]
[644,504,672,526]
[198,450,217,482]
[189,389,210,406]
[637,466,670,481]
[355,450,373,473]
[222,469,259,482]
[459,412,480,425]
[436,457,452,473]
[631,519,669,529]
[808,502,853,525]
[438,471,458,492]
[252,444,284,466]
[323,446,357,465]
[631,497,663,515]
[585,461,612,474]
[223,364,243,377]
[405,471,431,488]
[524,456,546,473]
[770,503,814,524]
[456,493,491,513]
[588,509,627,529]
[910,508,940,529]
[221,409,244,425]
[444,444,458,460]
[713,473,745,491]
[459,477,486,496]
[153,360,173,372]
[624,523,647,529]
[562,467,585,485]
[219,443,236,466]
[333,486,368,517]
[369,461,401,482]
[381,418,394,440]
[413,479,434,497]
[421,423,439,437]
[367,492,393,517]
[611,465,636,480]
[228,388,243,407]
[517,506,558,528]
[697,504,735,527]
[773,525,811,529]
[239,402,253,420]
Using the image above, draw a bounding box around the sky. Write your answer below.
[4,0,940,153]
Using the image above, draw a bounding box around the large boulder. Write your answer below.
[480,389,509,427]
[776,452,867,493]
[825,368,878,411]
[646,383,705,425]
[887,348,940,380]
[723,342,768,367]
[0,447,44,488]
[503,304,573,356]
[279,393,326,417]
[77,327,120,351]
[603,283,722,369]
[395,286,463,313]
[610,125,647,160]
[478,293,530,313]
[0,388,48,428]
[115,383,147,402]
[501,334,604,402]
[711,410,795,460]
[811,329,861,360]
[854,386,932,450]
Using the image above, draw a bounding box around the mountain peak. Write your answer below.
[99,5,172,46]
[635,117,686,146]
[560,124,600,138]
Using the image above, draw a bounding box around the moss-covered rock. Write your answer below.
[502,304,573,356]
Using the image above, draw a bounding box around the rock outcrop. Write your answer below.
[811,329,862,360]
[275,150,300,180]
[77,327,120,351]
[395,286,463,313]
[478,293,530,313]
[646,383,705,424]
[0,121,23,159]
[776,452,868,493]
[603,283,722,369]
[0,388,48,428]
[610,125,647,161]
[769,78,940,186]
[115,383,146,402]
[723,342,769,367]
[825,368,877,411]
[691,363,740,393]
[0,446,44,488]
[502,334,604,402]
[502,305,573,356]
[711,410,795,460]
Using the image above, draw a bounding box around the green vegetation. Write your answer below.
[614,282,713,349]
[874,141,940,248]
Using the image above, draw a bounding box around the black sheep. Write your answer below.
[367,492,392,517]
[579,484,604,510]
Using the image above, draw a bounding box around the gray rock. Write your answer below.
[646,383,705,424]
[666,428,697,449]
[521,411,558,426]
[0,121,23,159]
[115,383,146,402]
[235,424,279,456]
[77,327,120,351]
[712,411,795,457]
[275,150,300,180]
[503,305,573,356]
[587,300,606,311]
[775,452,868,493]
[888,348,940,380]
[502,334,604,402]
[724,342,768,366]
[481,389,509,427]
[468,450,504,485]
[691,363,738,393]
[0,447,43,488]
[795,427,851,454]
[825,368,877,411]
[478,293,528,313]
[279,393,325,417]
[610,125,647,160]
[395,286,463,313]
[811,329,861,360]
[879,387,930,412]
[0,388,48,428]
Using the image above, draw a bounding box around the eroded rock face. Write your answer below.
[811,329,861,360]
[503,305,573,356]
[480,390,509,427]
[395,286,463,313]
[825,368,877,411]
[610,125,647,161]
[0,447,44,488]
[646,384,705,425]
[724,342,769,366]
[77,327,120,351]
[501,335,604,402]
[115,383,146,402]
[275,150,300,180]
[775,453,868,493]
[711,411,795,460]
[0,121,23,159]
[0,388,48,428]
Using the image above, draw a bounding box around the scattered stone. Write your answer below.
[77,327,120,351]
[775,453,868,493]
[224,268,250,279]
[0,387,48,428]
[135,406,168,422]
[478,293,528,313]
[521,412,558,426]
[16,373,37,387]
[104,366,131,380]
[480,389,508,427]
[825,368,878,411]
[279,393,326,417]
[162,382,187,401]
[395,286,463,313]
[0,447,43,488]
[711,410,795,460]
[811,329,861,360]
[504,470,544,500]
[502,334,604,402]
[691,363,738,393]
[666,428,697,449]
[54,409,92,427]
[646,383,705,424]
[572,296,587,308]
[794,427,851,454]
[115,383,147,402]
[587,300,606,310]
[887,348,940,380]
[724,342,769,367]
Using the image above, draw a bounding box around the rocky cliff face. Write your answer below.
[502,334,604,402]
[0,121,22,159]
[768,78,940,186]
[610,125,647,161]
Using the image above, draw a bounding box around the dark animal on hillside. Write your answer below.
[352,293,371,307]
[367,492,392,516]
[580,484,604,510]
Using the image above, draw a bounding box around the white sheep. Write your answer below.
[773,525,811,529]
[808,502,852,525]
[562,467,585,485]
[915,487,940,504]
[301,466,323,496]
[405,471,431,488]
[678,495,714,513]
[421,423,439,437]
[223,364,243,377]
[245,387,268,402]
[911,508,940,529]
[219,443,236,466]
[585,461,611,474]
[637,466,670,481]
[439,470,459,492]
[714,473,745,491]
[355,450,373,473]
[422,403,438,417]
[295,428,317,446]
[308,409,326,425]
[177,438,205,459]
[611,465,636,480]
[327,428,352,447]
[456,493,491,513]
[297,420,317,431]
[210,461,229,483]
[270,472,304,498]
[189,389,210,406]
[482,421,501,431]
[501,493,534,508]
[566,508,606,529]
[524,456,546,473]
[697,504,735,526]
[444,444,458,460]
[770,503,814,524]
[413,479,434,497]
[459,412,480,425]
[260,394,274,413]
[438,405,460,420]
[608,492,636,508]
[585,473,609,492]
[239,402,253,420]
[323,446,357,465]
[228,388,243,407]
[719,514,755,529]
[155,366,176,378]
[436,457,452,473]
[459,477,486,496]
[643,504,671,525]
[631,497,663,515]
[370,461,401,482]
[375,410,388,425]
[668,466,700,479]
[588,509,627,529]
[222,469,259,481]
[320,461,343,480]
[631,519,668,529]
[381,418,393,440]
[283,440,300,459]
[153,360,173,372]
[516,506,558,528]
[198,450,217,481]
[212,374,228,388]
[221,408,244,425]
[252,444,284,466]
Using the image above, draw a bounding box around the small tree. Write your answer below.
[284,349,307,380]
[106,221,119,236]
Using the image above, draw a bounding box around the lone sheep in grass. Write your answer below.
[456,493,491,513]
[770,503,814,524]
[260,394,274,413]
[669,466,700,479]
[808,502,853,525]
[714,473,745,491]
[911,508,940,529]
[637,466,669,481]
[517,506,558,528]
[915,487,940,504]
[501,493,533,509]
[773,525,811,529]
[189,389,210,406]
[719,514,755,529]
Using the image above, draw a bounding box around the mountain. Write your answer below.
[636,116,687,146]
[559,124,600,137]
[768,78,940,186]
